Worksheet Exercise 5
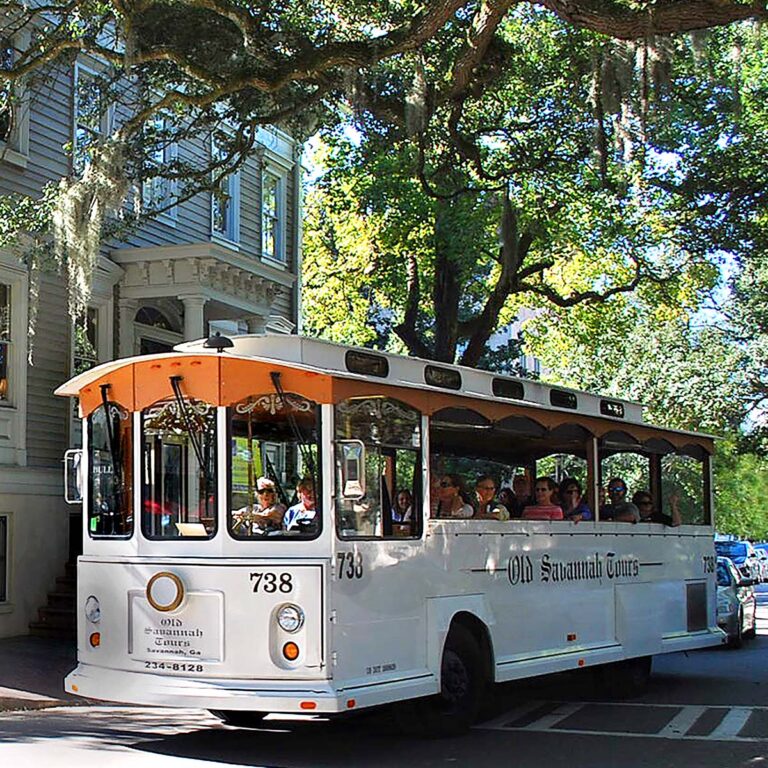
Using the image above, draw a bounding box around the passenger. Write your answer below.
[601,477,640,522]
[392,488,413,523]
[522,477,564,520]
[633,490,681,527]
[560,477,593,522]
[436,473,474,519]
[474,476,510,520]
[283,478,317,531]
[509,474,533,518]
[498,487,514,511]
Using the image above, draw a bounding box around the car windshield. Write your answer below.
[716,541,747,561]
[716,561,732,587]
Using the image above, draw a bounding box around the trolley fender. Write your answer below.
[425,595,495,674]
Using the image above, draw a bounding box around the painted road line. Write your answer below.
[522,702,584,731]
[479,700,545,729]
[478,704,768,743]
[707,707,753,740]
[656,706,708,738]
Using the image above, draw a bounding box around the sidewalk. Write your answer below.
[0,635,84,712]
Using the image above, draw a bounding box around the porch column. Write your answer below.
[117,298,138,358]
[179,294,208,341]
[245,314,267,334]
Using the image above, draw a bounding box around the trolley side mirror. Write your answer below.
[64,449,83,504]
[337,440,365,500]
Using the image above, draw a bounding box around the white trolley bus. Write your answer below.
[57,335,723,734]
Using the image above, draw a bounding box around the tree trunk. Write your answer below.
[432,198,462,362]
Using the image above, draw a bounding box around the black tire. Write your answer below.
[728,610,744,649]
[744,605,757,639]
[596,656,652,699]
[209,710,268,728]
[394,624,485,737]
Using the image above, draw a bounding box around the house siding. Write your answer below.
[26,272,70,467]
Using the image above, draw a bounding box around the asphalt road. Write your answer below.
[1,590,767,768]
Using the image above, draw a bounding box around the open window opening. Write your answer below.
[228,392,320,539]
[335,397,422,539]
[88,401,133,537]
[141,397,217,539]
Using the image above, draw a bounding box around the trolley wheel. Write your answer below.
[596,655,652,698]
[728,610,744,648]
[209,710,267,728]
[394,624,485,738]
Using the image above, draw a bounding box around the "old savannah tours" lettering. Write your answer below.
[507,552,640,586]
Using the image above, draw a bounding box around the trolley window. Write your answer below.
[335,397,422,539]
[228,393,321,539]
[88,401,133,537]
[141,398,217,539]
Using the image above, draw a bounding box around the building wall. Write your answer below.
[0,52,303,638]
[0,470,67,637]
[27,273,72,467]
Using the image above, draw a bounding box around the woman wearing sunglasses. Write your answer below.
[632,490,681,526]
[232,476,286,533]
[522,477,564,520]
[436,474,474,518]
[560,477,592,522]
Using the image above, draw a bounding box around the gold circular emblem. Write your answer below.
[146,571,184,612]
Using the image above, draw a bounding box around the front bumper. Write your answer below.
[65,663,435,713]
[65,663,342,712]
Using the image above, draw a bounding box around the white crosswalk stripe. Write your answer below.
[656,706,707,738]
[707,707,753,740]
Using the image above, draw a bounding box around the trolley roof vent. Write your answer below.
[425,365,462,390]
[550,389,578,409]
[492,378,525,401]
[345,350,389,378]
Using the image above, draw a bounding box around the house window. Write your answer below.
[142,114,178,219]
[0,37,13,144]
[262,171,284,262]
[74,65,109,176]
[0,514,7,602]
[0,283,11,403]
[0,33,29,166]
[211,134,239,242]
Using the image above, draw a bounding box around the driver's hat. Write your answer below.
[256,477,276,492]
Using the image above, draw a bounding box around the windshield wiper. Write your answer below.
[169,375,209,477]
[270,371,316,479]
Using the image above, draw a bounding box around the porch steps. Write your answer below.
[29,561,77,639]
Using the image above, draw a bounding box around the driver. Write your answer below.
[232,477,286,534]
[283,478,317,531]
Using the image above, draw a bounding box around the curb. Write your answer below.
[0,697,75,713]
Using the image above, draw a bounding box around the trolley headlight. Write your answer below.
[84,595,101,624]
[276,604,305,633]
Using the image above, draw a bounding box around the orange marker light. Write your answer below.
[89,632,101,648]
[346,699,356,709]
[283,642,300,661]
[300,701,317,710]
[71,684,79,692]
